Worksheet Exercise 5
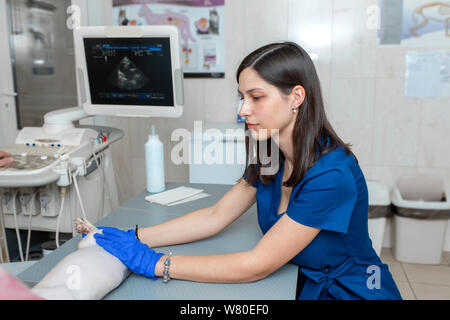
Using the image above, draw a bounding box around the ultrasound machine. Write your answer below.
[0,26,184,262]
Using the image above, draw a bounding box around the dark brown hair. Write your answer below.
[237,42,356,187]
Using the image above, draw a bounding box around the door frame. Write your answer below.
[0,0,19,147]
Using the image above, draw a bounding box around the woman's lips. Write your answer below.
[247,123,258,129]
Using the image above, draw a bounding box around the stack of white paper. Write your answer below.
[145,186,210,206]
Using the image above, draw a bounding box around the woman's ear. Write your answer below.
[290,85,306,108]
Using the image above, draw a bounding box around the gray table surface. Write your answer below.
[17,182,298,300]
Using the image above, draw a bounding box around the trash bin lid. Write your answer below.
[391,175,450,218]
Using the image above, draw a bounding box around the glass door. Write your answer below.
[7,0,78,128]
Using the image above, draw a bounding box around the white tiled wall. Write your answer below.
[93,0,450,250]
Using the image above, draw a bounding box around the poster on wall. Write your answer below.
[112,0,225,78]
[378,0,450,46]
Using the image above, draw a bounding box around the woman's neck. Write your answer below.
[276,121,295,171]
[275,134,294,173]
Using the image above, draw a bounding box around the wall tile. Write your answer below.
[327,78,377,166]
[372,119,419,167]
[368,166,417,189]
[224,0,246,80]
[328,78,375,123]
[164,76,204,182]
[166,151,190,183]
[420,97,450,126]
[288,0,333,104]
[170,79,206,133]
[373,78,422,124]
[163,79,205,182]
[204,78,238,124]
[376,48,408,79]
[165,122,190,183]
[111,156,134,205]
[131,157,146,197]
[417,124,450,168]
[331,121,373,166]
[331,0,378,78]
[106,116,132,159]
[244,0,289,53]
[359,164,373,181]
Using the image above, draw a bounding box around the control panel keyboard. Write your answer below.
[0,144,75,172]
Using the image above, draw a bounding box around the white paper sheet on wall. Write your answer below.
[405,50,450,98]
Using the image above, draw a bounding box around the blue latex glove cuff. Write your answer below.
[94,227,164,280]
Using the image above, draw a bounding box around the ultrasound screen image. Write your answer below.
[110,56,149,90]
[84,37,174,106]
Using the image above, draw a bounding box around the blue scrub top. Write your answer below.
[247,144,402,300]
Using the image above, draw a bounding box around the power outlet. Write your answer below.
[1,188,21,215]
[19,188,40,216]
[39,185,60,217]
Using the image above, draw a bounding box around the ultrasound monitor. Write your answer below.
[74,26,184,118]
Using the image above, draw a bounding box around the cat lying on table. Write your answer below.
[31,219,130,300]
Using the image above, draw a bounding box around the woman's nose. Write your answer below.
[238,99,251,117]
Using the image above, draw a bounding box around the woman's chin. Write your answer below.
[249,129,270,141]
[248,128,276,141]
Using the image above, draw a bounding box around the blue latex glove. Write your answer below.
[93,227,164,279]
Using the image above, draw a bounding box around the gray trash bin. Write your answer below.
[367,180,391,256]
[391,175,450,264]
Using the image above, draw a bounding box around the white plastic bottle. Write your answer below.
[145,125,165,193]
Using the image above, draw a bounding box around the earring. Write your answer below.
[292,93,302,114]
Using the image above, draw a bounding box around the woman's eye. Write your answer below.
[253,96,263,100]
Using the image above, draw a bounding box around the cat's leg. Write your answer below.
[75,218,99,249]
[74,218,97,234]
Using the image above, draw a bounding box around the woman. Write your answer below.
[94,42,402,300]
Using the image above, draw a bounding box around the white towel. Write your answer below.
[167,192,210,206]
[145,186,209,206]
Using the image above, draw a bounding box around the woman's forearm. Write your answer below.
[154,251,263,283]
[138,206,221,248]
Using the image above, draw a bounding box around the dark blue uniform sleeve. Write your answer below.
[286,166,357,234]
[243,170,258,188]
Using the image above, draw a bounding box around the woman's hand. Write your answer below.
[0,151,13,167]
[94,227,164,279]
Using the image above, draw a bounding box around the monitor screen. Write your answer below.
[83,37,174,107]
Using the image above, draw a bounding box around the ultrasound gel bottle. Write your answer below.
[145,125,165,193]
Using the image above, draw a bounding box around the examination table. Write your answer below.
[13,182,298,300]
